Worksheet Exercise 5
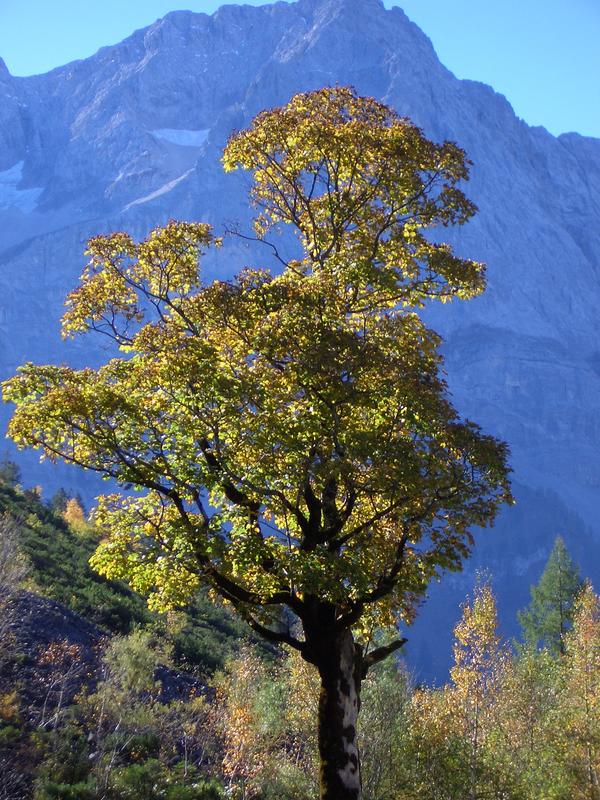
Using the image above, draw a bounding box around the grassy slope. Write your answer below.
[0,481,261,674]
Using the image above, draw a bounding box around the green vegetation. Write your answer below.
[0,469,265,799]
[519,535,583,654]
[4,627,225,800]
[1,498,599,800]
[3,87,595,800]
[210,576,600,800]
[0,476,263,673]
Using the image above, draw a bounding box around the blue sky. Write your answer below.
[1,0,598,138]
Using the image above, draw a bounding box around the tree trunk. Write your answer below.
[316,628,363,800]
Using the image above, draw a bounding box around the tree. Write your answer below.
[560,583,600,799]
[519,536,583,654]
[3,87,512,800]
[0,514,28,662]
[450,581,507,798]
[63,496,87,532]
[358,659,412,800]
[0,458,21,487]
[214,643,413,800]
[0,514,27,596]
[496,646,566,799]
[50,487,70,514]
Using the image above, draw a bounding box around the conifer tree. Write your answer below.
[50,488,70,514]
[518,536,583,654]
[0,458,21,487]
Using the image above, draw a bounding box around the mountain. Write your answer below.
[1,0,600,678]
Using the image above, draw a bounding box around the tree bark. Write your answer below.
[316,627,363,800]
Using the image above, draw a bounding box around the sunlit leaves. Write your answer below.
[223,86,485,307]
[91,493,201,612]
[3,88,511,646]
[62,221,215,342]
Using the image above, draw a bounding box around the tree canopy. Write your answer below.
[3,87,512,800]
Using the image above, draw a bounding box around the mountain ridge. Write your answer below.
[1,0,599,677]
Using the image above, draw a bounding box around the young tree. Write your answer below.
[63,496,87,532]
[519,536,583,654]
[495,646,566,799]
[0,514,27,594]
[50,487,70,514]
[216,646,268,797]
[0,514,28,661]
[3,87,512,800]
[358,660,412,800]
[560,584,600,799]
[449,580,510,799]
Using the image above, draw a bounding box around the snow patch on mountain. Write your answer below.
[124,168,194,210]
[0,162,43,213]
[152,129,210,147]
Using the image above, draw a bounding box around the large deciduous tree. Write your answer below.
[3,87,512,800]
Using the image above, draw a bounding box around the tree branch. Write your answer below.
[243,614,306,653]
[362,637,407,676]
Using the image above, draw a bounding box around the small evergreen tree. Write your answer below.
[518,536,583,654]
[0,458,21,487]
[50,488,70,514]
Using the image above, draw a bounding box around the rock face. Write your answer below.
[0,591,104,719]
[0,591,205,717]
[1,0,599,677]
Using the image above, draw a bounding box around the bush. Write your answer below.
[106,761,224,800]
[106,760,162,799]
[35,782,95,800]
[164,779,224,800]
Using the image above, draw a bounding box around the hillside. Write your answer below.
[0,479,262,674]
